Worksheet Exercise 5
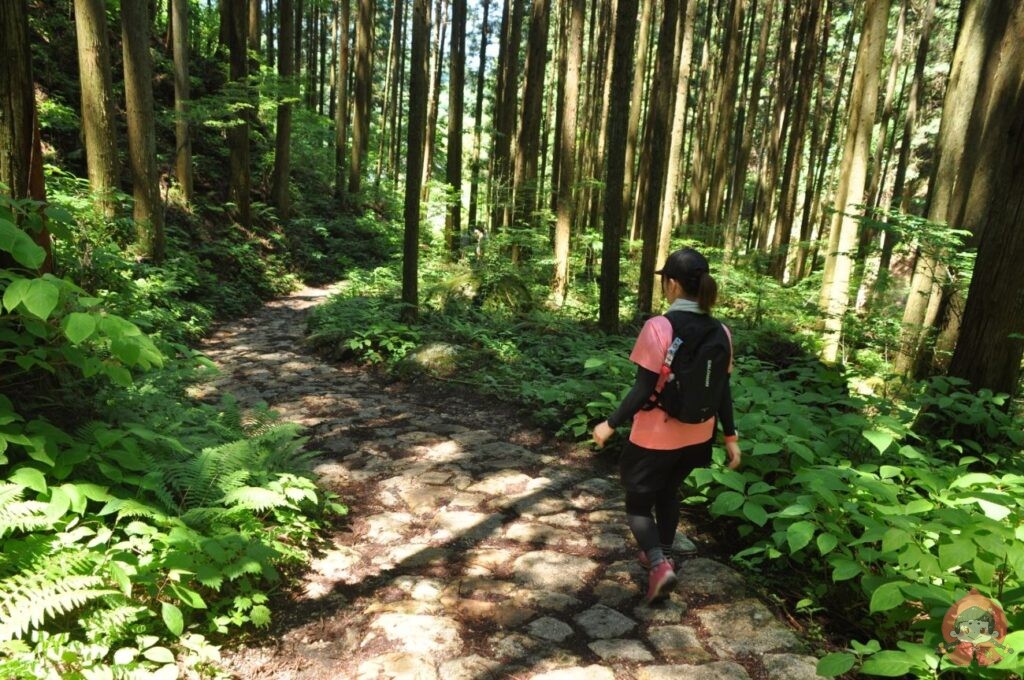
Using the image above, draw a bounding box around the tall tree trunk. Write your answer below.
[445,0,466,256]
[249,0,261,50]
[865,0,907,211]
[947,3,1024,395]
[893,0,1000,376]
[122,0,166,260]
[621,0,653,229]
[375,0,404,184]
[267,0,275,67]
[635,0,679,317]
[319,8,329,115]
[335,0,351,199]
[599,0,640,332]
[1,0,53,273]
[224,0,251,229]
[272,0,295,218]
[552,0,584,305]
[819,0,890,363]
[653,0,696,308]
[295,0,303,74]
[74,0,120,218]
[392,0,409,182]
[422,0,448,199]
[509,0,551,242]
[306,1,318,108]
[467,0,491,233]
[705,0,746,229]
[349,0,373,194]
[490,0,524,231]
[403,0,430,322]
[171,0,192,204]
[769,0,821,280]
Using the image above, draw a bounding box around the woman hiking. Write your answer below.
[592,247,741,604]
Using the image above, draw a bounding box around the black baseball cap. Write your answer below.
[655,247,709,283]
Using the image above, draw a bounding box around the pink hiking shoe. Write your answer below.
[638,551,676,571]
[645,560,678,604]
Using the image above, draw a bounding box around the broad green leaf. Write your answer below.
[816,652,855,677]
[879,465,901,479]
[743,501,768,526]
[777,503,811,518]
[869,581,907,613]
[882,528,911,553]
[817,532,839,556]
[45,486,70,522]
[859,651,913,676]
[22,279,60,320]
[9,466,47,493]
[142,646,175,664]
[976,498,1012,521]
[712,468,746,493]
[862,430,894,454]
[752,441,782,456]
[0,219,45,268]
[583,358,605,369]
[831,558,862,581]
[161,602,184,636]
[938,537,977,570]
[109,561,132,597]
[64,312,96,344]
[787,521,816,553]
[3,278,30,312]
[112,647,138,665]
[710,491,745,514]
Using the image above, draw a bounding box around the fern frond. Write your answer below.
[80,601,149,645]
[0,572,115,641]
[223,487,289,512]
[0,486,50,539]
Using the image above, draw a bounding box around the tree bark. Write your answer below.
[249,0,261,50]
[599,0,640,332]
[445,0,466,256]
[403,0,430,322]
[947,3,1024,395]
[272,0,295,218]
[705,0,746,229]
[349,0,373,194]
[171,0,192,204]
[375,0,404,184]
[122,0,166,260]
[467,0,491,233]
[635,0,679,317]
[422,0,448,199]
[74,0,120,218]
[621,0,653,229]
[267,0,275,67]
[223,0,251,229]
[819,0,890,363]
[490,0,524,231]
[552,0,584,305]
[335,0,351,199]
[392,0,408,182]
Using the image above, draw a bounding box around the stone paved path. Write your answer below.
[199,286,824,680]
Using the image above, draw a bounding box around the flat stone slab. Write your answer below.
[696,599,803,656]
[529,666,616,680]
[674,558,747,599]
[763,653,826,679]
[636,662,751,680]
[438,655,501,680]
[513,551,600,592]
[430,510,503,541]
[527,616,575,642]
[573,605,637,639]
[367,613,462,657]
[356,652,437,680]
[646,625,714,663]
[588,638,655,662]
[635,598,688,623]
[593,580,640,608]
[468,471,535,496]
[505,521,588,547]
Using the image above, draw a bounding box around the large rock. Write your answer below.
[356,652,437,680]
[646,625,713,663]
[572,605,637,639]
[588,639,654,662]
[696,599,803,656]
[395,342,463,378]
[527,616,575,642]
[513,551,600,592]
[438,655,501,680]
[763,653,826,679]
[636,662,751,680]
[367,613,462,657]
[674,558,747,599]
[529,666,616,680]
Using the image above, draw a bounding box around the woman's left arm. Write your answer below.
[718,378,741,469]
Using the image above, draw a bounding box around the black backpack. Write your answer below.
[641,310,731,424]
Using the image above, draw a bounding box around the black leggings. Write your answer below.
[620,439,713,552]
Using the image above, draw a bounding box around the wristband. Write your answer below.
[723,434,738,444]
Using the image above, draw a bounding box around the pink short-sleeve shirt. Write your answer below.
[627,315,732,450]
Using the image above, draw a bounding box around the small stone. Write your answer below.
[696,599,802,656]
[456,599,536,629]
[517,589,581,612]
[635,597,688,623]
[592,580,639,608]
[591,533,629,551]
[763,653,826,679]
[646,625,713,663]
[527,616,575,642]
[490,632,543,660]
[529,665,616,680]
[458,577,517,599]
[513,551,600,592]
[588,638,654,662]
[573,605,637,639]
[636,662,751,680]
[468,471,535,496]
[605,559,646,584]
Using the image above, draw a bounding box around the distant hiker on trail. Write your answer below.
[592,247,741,604]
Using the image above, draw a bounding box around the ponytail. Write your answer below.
[697,272,718,312]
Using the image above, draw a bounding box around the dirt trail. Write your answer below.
[198,286,822,680]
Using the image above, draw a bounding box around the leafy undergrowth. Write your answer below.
[309,250,1024,679]
[0,197,348,678]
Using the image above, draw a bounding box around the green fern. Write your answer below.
[0,486,50,539]
[0,568,115,641]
